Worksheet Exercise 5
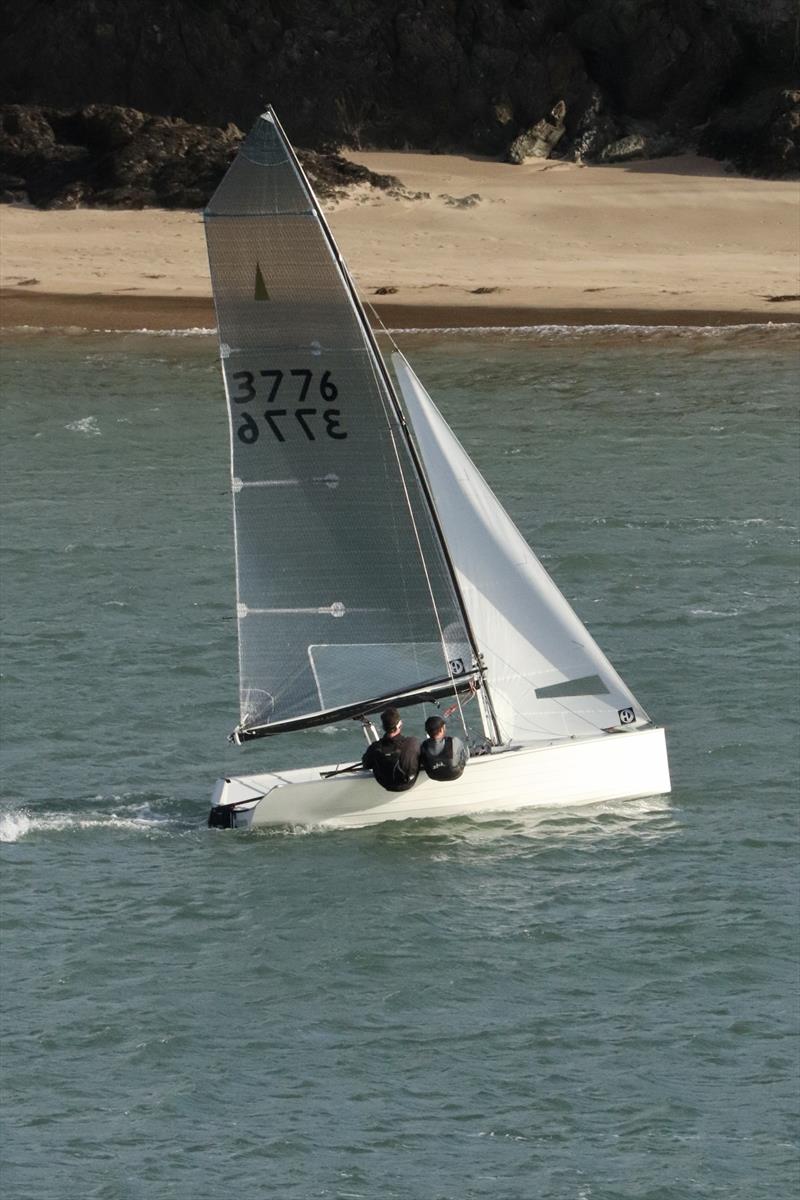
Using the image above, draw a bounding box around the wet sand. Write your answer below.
[2,288,797,332]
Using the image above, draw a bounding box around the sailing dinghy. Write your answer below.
[204,109,670,830]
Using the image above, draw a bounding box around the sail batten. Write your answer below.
[205,111,471,736]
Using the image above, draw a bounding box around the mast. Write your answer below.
[267,108,504,745]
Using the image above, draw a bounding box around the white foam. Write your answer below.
[385,322,800,337]
[125,327,216,337]
[2,324,217,337]
[0,812,32,842]
[65,416,100,436]
[0,808,177,842]
[5,320,799,339]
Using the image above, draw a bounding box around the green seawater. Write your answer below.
[1,326,798,1199]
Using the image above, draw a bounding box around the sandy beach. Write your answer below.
[1,152,798,329]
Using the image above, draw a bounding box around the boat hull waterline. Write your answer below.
[210,726,670,830]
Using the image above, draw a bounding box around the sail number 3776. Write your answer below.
[231,369,346,443]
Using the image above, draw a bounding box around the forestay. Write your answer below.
[392,353,650,743]
[204,112,468,737]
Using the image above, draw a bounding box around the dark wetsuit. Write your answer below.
[362,734,421,792]
[419,735,468,782]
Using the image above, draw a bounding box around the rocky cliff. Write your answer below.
[1,0,797,207]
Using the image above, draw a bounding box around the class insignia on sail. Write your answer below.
[254,262,270,301]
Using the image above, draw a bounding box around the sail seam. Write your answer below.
[242,606,381,615]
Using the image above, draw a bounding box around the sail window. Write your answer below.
[309,641,451,711]
[535,674,610,699]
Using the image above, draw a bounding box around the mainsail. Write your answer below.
[392,353,650,743]
[204,111,471,738]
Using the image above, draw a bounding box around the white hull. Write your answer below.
[209,726,670,830]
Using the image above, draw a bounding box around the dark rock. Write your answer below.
[440,193,482,207]
[0,169,28,203]
[0,103,403,208]
[508,102,567,164]
[50,105,147,152]
[2,105,56,151]
[48,181,90,209]
[568,3,743,124]
[0,3,797,180]
[600,130,685,163]
[299,149,401,201]
[562,89,623,162]
[0,104,245,207]
[699,86,800,178]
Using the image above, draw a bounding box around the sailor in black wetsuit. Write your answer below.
[419,715,468,782]
[362,707,421,792]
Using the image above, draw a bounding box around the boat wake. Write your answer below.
[0,792,675,845]
[418,792,672,834]
[244,793,676,846]
[0,801,192,843]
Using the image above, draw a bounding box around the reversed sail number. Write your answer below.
[237,408,345,443]
[231,369,346,443]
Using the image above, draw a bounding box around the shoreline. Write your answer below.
[2,152,798,331]
[3,289,799,333]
